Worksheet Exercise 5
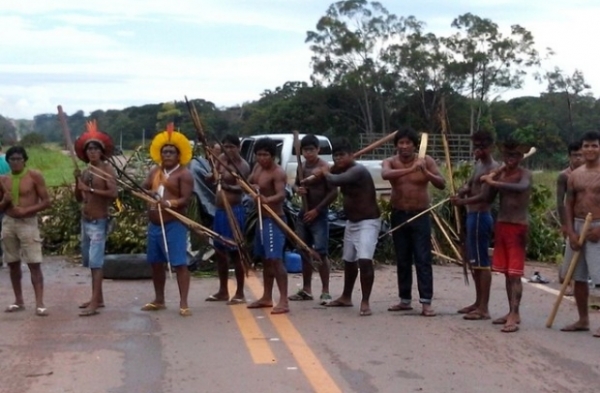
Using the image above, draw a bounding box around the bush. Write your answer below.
[20,132,45,147]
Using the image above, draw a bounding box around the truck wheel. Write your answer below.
[103,254,152,280]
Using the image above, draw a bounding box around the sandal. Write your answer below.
[319,293,332,305]
[5,304,25,313]
[79,309,100,317]
[140,302,166,311]
[179,308,192,317]
[35,307,49,317]
[288,290,314,301]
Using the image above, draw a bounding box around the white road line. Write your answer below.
[522,278,574,302]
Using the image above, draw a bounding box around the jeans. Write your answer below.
[391,209,433,304]
[81,218,108,269]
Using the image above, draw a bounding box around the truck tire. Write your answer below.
[103,254,152,280]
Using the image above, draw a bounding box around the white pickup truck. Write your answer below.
[240,134,391,197]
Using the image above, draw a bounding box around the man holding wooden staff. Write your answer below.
[289,134,337,304]
[205,134,251,304]
[557,140,583,296]
[561,131,600,337]
[247,138,290,314]
[450,131,499,320]
[73,121,117,316]
[304,137,381,316]
[141,124,194,317]
[482,140,532,333]
[382,127,445,317]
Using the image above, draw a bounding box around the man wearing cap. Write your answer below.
[74,120,117,316]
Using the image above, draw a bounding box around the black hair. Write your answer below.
[253,138,276,156]
[331,137,353,155]
[471,131,495,147]
[581,131,600,144]
[300,134,319,149]
[393,126,419,147]
[5,146,28,162]
[568,139,583,155]
[161,144,180,154]
[500,139,521,152]
[221,134,240,147]
[85,140,105,153]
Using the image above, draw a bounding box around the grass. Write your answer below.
[12,145,75,187]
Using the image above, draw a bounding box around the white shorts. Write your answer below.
[561,218,600,284]
[342,218,381,262]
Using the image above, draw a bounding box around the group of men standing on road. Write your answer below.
[1,122,599,339]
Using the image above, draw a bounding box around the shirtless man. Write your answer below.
[451,131,500,320]
[74,132,118,316]
[305,137,380,316]
[482,140,532,333]
[382,127,445,317]
[289,134,337,304]
[205,134,251,304]
[0,146,51,316]
[141,128,194,316]
[247,138,290,314]
[561,131,600,338]
[557,140,583,295]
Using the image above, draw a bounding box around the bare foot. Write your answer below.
[387,303,413,311]
[561,321,590,332]
[247,300,273,309]
[325,297,353,307]
[421,305,436,317]
[457,304,478,314]
[79,301,105,309]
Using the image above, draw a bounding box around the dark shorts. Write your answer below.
[492,222,528,277]
[213,205,245,251]
[466,212,493,269]
[295,210,329,256]
[253,216,286,260]
[147,221,188,267]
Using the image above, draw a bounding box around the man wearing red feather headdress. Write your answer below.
[74,120,118,317]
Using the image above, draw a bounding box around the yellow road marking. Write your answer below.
[246,272,342,393]
[227,280,277,365]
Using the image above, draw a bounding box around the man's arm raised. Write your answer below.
[485,170,532,193]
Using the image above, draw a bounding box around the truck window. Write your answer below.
[319,139,332,155]
[240,139,254,166]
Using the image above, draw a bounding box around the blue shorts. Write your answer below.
[296,210,329,256]
[466,211,493,269]
[213,205,245,251]
[253,216,286,260]
[81,218,108,269]
[147,221,188,267]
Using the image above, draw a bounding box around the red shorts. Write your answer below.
[492,222,528,277]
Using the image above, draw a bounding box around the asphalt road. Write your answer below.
[1,259,599,393]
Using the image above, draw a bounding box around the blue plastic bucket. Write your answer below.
[284,251,302,273]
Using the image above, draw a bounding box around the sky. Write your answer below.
[1,0,598,120]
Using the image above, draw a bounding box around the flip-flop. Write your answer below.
[501,324,519,333]
[78,302,105,309]
[205,295,228,302]
[35,307,49,317]
[79,309,100,317]
[359,309,372,316]
[325,300,353,307]
[421,309,437,317]
[247,302,273,309]
[179,308,192,317]
[560,324,590,332]
[226,298,246,305]
[457,306,477,314]
[593,330,600,338]
[5,304,25,313]
[492,317,521,325]
[288,290,314,301]
[140,302,166,311]
[388,304,413,312]
[271,307,290,315]
[463,312,491,321]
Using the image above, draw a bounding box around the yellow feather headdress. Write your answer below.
[149,123,193,166]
